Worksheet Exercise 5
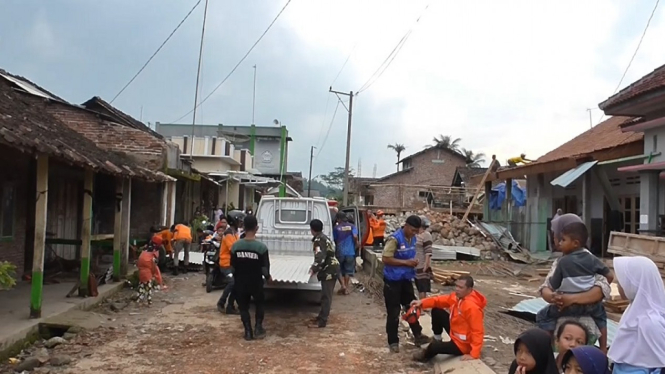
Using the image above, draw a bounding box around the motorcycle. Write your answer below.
[204,238,233,293]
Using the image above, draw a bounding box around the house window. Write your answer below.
[402,160,412,169]
[619,196,640,234]
[1,184,15,239]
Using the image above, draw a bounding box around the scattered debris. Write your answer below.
[14,356,41,372]
[49,355,72,367]
[431,268,471,286]
[44,336,67,349]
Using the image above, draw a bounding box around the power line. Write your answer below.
[316,99,341,157]
[315,44,357,148]
[357,3,430,94]
[111,0,202,103]
[596,0,660,125]
[170,0,292,123]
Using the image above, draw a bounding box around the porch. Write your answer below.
[0,280,124,355]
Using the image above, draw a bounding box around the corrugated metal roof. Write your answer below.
[178,251,204,265]
[505,297,618,347]
[432,244,481,258]
[269,255,315,284]
[550,161,597,188]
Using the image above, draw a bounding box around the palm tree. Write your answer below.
[387,143,406,172]
[430,135,462,152]
[461,148,486,168]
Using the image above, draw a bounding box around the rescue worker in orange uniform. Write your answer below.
[410,275,487,362]
[216,211,245,314]
[371,210,387,248]
[171,223,192,275]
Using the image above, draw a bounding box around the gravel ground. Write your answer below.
[3,261,545,374]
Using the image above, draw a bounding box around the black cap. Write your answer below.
[405,215,422,229]
[335,211,348,222]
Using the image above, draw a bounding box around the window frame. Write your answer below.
[0,183,16,241]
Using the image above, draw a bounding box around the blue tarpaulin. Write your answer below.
[490,180,526,210]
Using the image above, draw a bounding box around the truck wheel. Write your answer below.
[206,274,213,293]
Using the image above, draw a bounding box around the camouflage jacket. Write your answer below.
[310,233,340,281]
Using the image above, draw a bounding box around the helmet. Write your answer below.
[226,210,246,228]
[346,213,355,224]
[377,210,384,217]
[402,305,422,324]
[419,215,431,228]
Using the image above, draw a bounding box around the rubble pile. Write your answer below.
[384,210,499,252]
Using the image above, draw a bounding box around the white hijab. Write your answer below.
[608,256,665,368]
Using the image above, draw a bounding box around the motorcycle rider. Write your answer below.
[216,210,245,314]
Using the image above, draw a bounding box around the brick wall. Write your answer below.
[130,181,163,239]
[0,147,30,276]
[373,148,467,208]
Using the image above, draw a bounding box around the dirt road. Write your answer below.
[3,261,546,374]
[6,272,437,374]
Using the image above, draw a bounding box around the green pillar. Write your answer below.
[279,125,287,197]
[249,124,256,156]
[79,169,93,296]
[30,154,48,318]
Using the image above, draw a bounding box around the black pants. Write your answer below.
[384,279,422,345]
[425,309,463,359]
[235,284,265,326]
[217,269,236,308]
[318,279,336,323]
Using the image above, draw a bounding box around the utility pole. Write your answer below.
[307,146,316,197]
[587,108,593,129]
[329,87,354,206]
[252,65,257,124]
[191,0,210,159]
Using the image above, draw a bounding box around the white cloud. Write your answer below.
[28,10,60,60]
[285,0,665,176]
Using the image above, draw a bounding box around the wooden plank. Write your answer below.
[462,157,496,221]
[30,154,49,319]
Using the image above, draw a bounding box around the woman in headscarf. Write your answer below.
[609,256,665,374]
[562,346,611,374]
[136,236,165,305]
[538,213,611,349]
[508,328,559,374]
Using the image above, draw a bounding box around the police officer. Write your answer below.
[231,215,271,340]
[308,219,340,328]
[382,215,430,353]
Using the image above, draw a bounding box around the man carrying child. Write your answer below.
[536,220,613,352]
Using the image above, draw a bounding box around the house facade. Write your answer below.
[0,69,170,320]
[368,147,468,211]
[477,116,645,254]
[156,122,296,210]
[594,64,665,235]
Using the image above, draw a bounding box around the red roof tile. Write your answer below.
[536,116,642,164]
[0,72,167,181]
[599,64,665,110]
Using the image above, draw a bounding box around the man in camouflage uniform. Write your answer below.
[308,219,340,328]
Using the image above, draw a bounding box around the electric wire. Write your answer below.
[596,0,660,125]
[110,0,202,103]
[316,99,342,157]
[356,3,429,94]
[170,0,292,123]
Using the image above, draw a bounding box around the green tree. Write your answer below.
[319,167,353,199]
[461,148,486,168]
[387,143,406,172]
[430,135,462,152]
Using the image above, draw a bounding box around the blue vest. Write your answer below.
[383,228,417,281]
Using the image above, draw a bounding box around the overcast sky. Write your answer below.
[1,1,664,179]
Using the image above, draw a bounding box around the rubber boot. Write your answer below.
[243,321,254,341]
[226,305,239,315]
[254,320,266,339]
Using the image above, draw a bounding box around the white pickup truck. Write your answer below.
[255,196,335,291]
